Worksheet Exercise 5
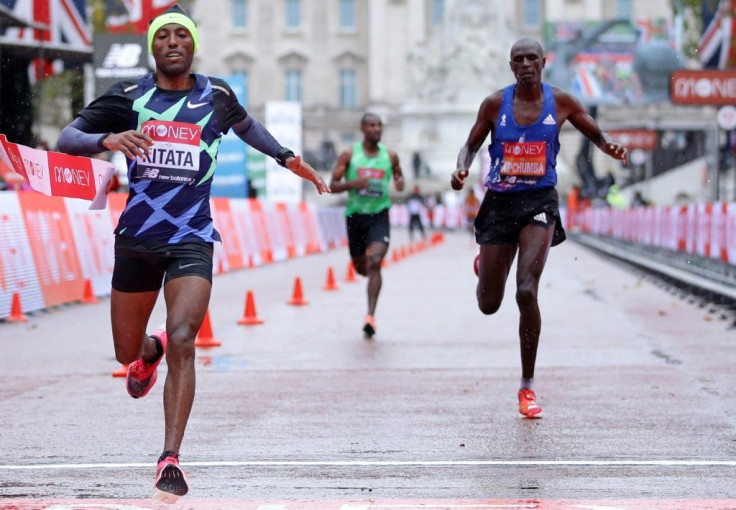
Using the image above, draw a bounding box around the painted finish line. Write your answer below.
[1,500,735,510]
[2,459,736,470]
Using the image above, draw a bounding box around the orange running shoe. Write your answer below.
[153,451,189,503]
[126,325,167,399]
[363,315,376,338]
[518,388,543,419]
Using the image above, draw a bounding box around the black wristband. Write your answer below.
[275,147,295,167]
[97,133,111,151]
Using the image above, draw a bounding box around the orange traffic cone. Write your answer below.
[8,292,28,322]
[287,277,308,306]
[344,262,357,282]
[381,258,388,269]
[323,267,339,291]
[400,246,408,259]
[237,290,264,325]
[112,364,128,378]
[82,279,98,304]
[392,249,400,263]
[195,309,222,347]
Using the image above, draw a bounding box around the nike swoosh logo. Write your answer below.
[187,100,207,109]
[178,262,203,269]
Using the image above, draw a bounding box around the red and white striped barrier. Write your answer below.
[576,202,736,265]
[0,191,344,320]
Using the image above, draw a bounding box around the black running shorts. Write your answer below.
[112,235,214,292]
[474,187,566,247]
[346,209,391,258]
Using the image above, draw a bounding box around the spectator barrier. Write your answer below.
[569,203,736,265]
[0,191,347,320]
[389,204,466,230]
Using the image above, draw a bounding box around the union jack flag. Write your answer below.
[0,0,91,79]
[697,0,736,69]
[106,0,178,34]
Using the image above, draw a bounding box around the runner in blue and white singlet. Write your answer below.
[451,38,628,422]
[486,82,560,193]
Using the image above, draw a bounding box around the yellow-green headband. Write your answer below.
[148,12,199,54]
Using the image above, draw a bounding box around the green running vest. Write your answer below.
[344,141,392,216]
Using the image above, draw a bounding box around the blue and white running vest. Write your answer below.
[485,83,560,193]
[115,73,223,243]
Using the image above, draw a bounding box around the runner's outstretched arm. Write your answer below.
[232,116,329,194]
[559,91,628,164]
[452,93,499,190]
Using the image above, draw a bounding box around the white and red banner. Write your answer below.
[0,191,345,320]
[576,202,736,266]
[0,134,115,210]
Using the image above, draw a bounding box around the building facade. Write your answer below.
[192,0,544,179]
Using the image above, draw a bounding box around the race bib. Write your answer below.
[500,141,546,177]
[135,120,202,184]
[357,167,386,197]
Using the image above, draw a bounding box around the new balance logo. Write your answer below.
[533,212,548,224]
[187,100,208,109]
[543,114,555,125]
[500,114,507,126]
[102,43,143,69]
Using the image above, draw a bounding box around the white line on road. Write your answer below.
[339,504,538,509]
[0,459,735,470]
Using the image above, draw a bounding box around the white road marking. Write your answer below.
[340,504,538,509]
[46,506,151,510]
[571,506,627,510]
[0,459,734,470]
[256,505,288,510]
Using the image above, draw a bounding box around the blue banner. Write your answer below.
[211,73,248,198]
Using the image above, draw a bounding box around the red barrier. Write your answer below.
[0,191,343,320]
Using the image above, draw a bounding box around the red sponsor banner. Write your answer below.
[0,193,45,318]
[670,69,736,105]
[212,198,245,271]
[248,199,274,264]
[48,151,97,201]
[260,200,288,261]
[0,134,115,209]
[608,130,658,151]
[0,190,346,319]
[18,192,85,307]
[275,203,298,259]
[299,202,326,255]
[107,192,128,228]
[64,198,115,296]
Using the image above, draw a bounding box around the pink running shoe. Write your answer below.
[153,451,189,503]
[126,324,167,399]
[518,388,543,419]
[473,254,480,276]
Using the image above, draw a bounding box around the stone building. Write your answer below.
[191,0,544,184]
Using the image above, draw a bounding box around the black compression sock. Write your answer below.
[144,335,164,364]
[158,450,179,463]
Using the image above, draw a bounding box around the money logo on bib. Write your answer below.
[136,120,202,184]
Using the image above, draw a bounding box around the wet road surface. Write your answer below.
[1,230,734,508]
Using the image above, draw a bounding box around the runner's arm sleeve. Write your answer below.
[57,117,111,156]
[57,81,134,155]
[231,116,287,161]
